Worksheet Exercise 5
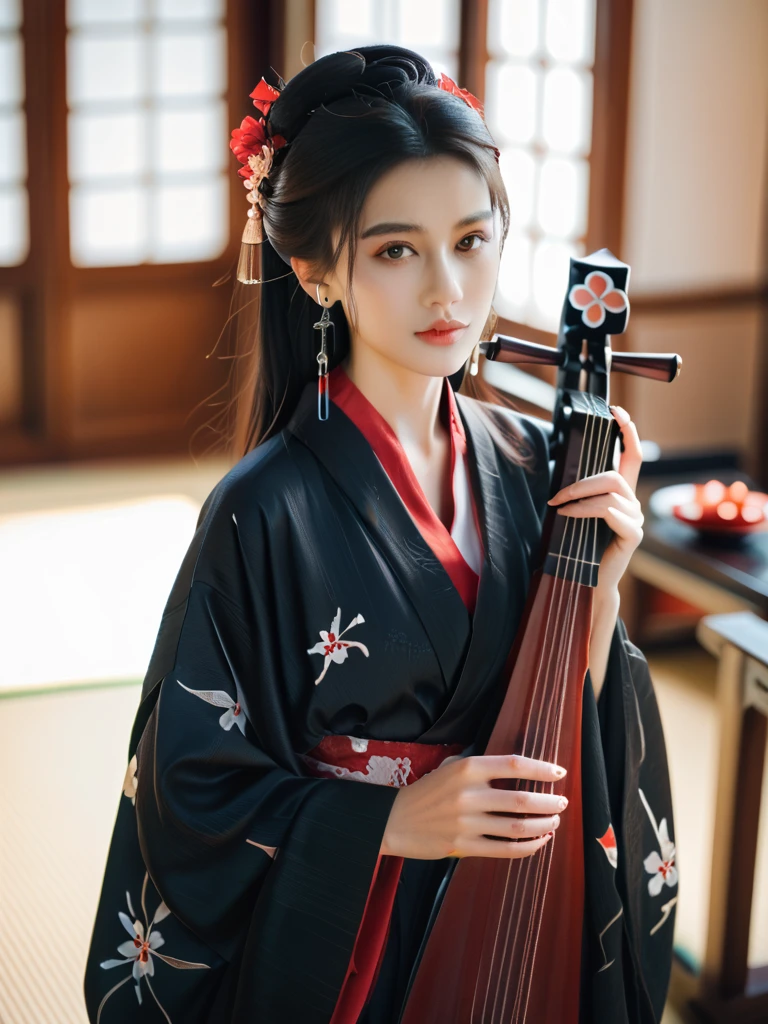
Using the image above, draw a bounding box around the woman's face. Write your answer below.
[330,155,502,379]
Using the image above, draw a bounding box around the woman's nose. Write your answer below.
[422,251,463,310]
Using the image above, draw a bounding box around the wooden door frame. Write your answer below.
[0,0,279,466]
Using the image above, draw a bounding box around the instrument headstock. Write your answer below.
[478,248,683,585]
[556,247,630,413]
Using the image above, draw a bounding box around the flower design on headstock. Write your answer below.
[569,270,628,328]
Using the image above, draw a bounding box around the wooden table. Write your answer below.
[687,613,768,1024]
[625,472,768,636]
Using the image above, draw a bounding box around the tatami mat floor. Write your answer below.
[1,455,759,1024]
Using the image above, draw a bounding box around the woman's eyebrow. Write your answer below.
[360,209,493,239]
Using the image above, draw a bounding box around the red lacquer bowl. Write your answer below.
[672,479,768,535]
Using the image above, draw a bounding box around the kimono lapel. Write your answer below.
[287,380,471,693]
[419,394,533,742]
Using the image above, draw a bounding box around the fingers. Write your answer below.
[547,403,644,507]
[479,788,569,816]
[554,490,641,520]
[548,469,636,507]
[457,832,554,860]
[461,753,567,784]
[610,405,643,494]
[604,504,644,548]
[463,812,561,842]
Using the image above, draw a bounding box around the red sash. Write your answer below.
[301,734,466,1024]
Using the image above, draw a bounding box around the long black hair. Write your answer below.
[220,45,533,469]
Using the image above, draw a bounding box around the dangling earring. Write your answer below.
[314,284,335,421]
[469,342,480,376]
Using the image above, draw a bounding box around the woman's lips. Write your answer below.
[414,326,468,346]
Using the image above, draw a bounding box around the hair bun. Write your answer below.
[268,45,437,144]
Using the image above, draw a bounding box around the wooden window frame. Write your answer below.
[459,0,634,379]
[0,0,277,464]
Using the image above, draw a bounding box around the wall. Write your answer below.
[621,0,768,466]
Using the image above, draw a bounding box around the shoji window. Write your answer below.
[0,0,28,266]
[314,0,598,336]
[65,0,230,267]
[486,0,596,331]
[314,0,460,80]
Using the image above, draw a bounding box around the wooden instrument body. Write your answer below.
[400,571,593,1024]
[398,249,657,1024]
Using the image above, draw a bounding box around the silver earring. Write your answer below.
[314,284,334,421]
[469,342,480,376]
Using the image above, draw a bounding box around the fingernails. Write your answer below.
[552,815,561,828]
[553,766,567,778]
[558,797,568,811]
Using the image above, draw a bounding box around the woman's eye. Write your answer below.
[457,233,486,252]
[376,234,488,261]
[378,243,416,261]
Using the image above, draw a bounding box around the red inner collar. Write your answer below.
[328,363,481,613]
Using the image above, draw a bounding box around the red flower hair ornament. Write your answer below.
[436,72,501,162]
[229,77,289,282]
[230,71,499,283]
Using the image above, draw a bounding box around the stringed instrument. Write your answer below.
[399,248,681,1024]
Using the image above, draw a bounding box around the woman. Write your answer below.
[84,46,676,1024]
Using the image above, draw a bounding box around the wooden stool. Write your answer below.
[675,612,768,1023]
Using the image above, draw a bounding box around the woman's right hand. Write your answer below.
[380,754,568,860]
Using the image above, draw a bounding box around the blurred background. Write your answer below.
[0,1,766,1021]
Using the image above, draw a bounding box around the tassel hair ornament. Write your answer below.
[230,77,288,284]
[236,206,266,284]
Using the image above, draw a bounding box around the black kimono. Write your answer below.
[83,368,677,1024]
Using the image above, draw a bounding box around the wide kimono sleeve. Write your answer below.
[83,450,399,1024]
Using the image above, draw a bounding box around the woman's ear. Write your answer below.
[290,256,342,307]
[291,256,326,303]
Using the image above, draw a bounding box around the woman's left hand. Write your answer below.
[546,405,644,595]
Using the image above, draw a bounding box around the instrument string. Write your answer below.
[500,401,614,1023]
[519,402,612,1024]
[486,403,596,1022]
[512,405,602,1022]
[477,439,589,1021]
[484,543,574,1021]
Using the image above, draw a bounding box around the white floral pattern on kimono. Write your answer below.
[122,754,138,805]
[639,787,678,896]
[307,607,369,685]
[176,679,248,734]
[98,871,209,1022]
